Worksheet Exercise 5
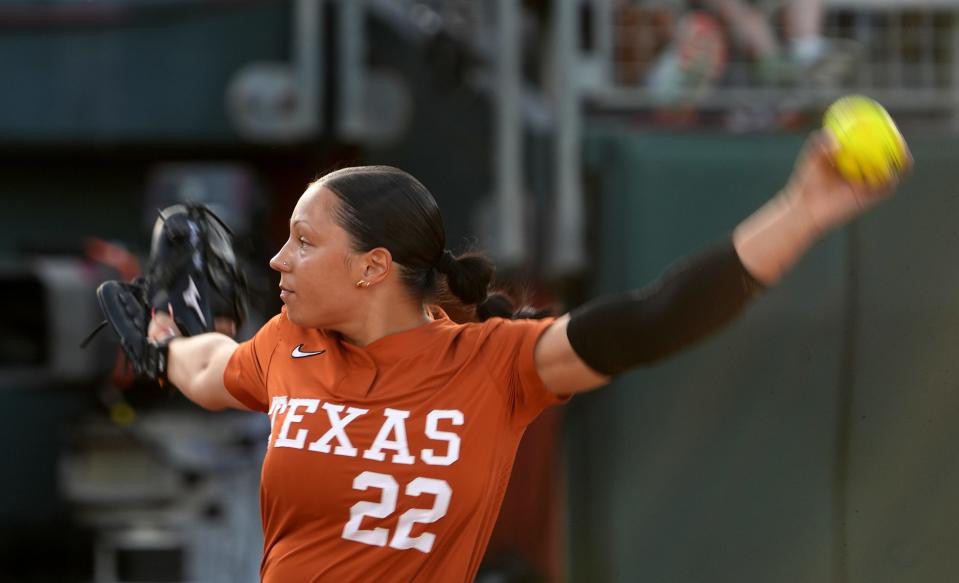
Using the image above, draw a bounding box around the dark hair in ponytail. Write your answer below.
[319,165,550,321]
[436,251,552,320]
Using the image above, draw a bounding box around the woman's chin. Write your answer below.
[286,310,303,326]
[284,309,322,330]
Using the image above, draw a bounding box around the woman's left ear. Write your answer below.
[363,247,392,284]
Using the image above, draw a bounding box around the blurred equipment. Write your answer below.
[63,411,268,583]
[226,0,322,142]
[334,0,413,147]
[0,258,110,389]
[227,0,412,146]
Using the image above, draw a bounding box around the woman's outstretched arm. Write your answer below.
[535,132,909,395]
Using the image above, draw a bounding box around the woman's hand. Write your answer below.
[148,310,237,342]
[734,130,912,285]
[148,309,180,343]
[783,130,912,238]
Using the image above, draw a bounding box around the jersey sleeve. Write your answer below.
[487,317,571,428]
[223,313,285,412]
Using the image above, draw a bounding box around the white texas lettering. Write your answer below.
[420,410,464,466]
[274,398,319,449]
[267,396,289,445]
[363,408,416,465]
[308,403,369,456]
[268,398,465,466]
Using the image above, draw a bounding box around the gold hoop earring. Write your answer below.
[355,280,371,288]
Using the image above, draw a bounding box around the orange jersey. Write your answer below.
[223,307,567,582]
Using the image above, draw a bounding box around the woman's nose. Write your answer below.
[269,251,289,272]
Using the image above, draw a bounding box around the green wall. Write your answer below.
[0,2,286,144]
[569,128,957,582]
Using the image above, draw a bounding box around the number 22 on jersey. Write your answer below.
[341,471,452,553]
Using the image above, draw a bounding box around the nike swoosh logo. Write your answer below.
[292,344,326,358]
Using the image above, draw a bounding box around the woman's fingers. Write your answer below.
[148,309,180,342]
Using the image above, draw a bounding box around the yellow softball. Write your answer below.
[823,95,909,187]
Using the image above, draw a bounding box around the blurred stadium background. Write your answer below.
[0,0,957,582]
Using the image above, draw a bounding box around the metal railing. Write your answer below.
[583,0,959,116]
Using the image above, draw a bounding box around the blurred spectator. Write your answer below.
[615,2,678,85]
[645,10,729,105]
[617,0,857,96]
[701,0,857,86]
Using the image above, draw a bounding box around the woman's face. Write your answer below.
[270,185,362,329]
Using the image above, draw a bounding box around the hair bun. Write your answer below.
[442,252,493,305]
[435,250,458,275]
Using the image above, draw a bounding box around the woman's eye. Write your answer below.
[298,237,309,248]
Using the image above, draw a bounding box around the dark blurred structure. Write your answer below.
[0,1,504,581]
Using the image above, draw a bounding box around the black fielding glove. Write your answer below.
[146,203,248,335]
[95,280,171,383]
[92,203,248,383]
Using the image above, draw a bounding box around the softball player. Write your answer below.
[148,132,905,582]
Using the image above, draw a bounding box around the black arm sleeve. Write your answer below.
[566,237,766,376]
